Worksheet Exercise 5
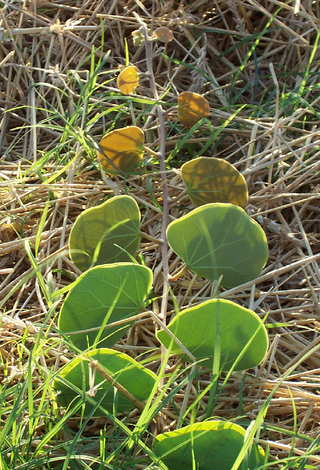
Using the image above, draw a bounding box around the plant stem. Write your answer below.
[86,358,145,411]
[135,14,170,324]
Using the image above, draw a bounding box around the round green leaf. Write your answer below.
[69,195,140,272]
[153,421,265,470]
[181,157,248,208]
[54,348,157,415]
[58,263,152,350]
[157,299,268,371]
[167,203,268,288]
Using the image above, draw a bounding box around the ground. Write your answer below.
[1,1,320,469]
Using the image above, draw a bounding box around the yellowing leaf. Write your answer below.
[153,27,173,43]
[97,126,144,174]
[177,91,210,128]
[117,66,139,94]
[182,157,248,208]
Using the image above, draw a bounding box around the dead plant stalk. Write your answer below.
[135,14,170,325]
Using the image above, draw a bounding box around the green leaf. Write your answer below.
[167,203,268,288]
[157,299,268,371]
[69,195,140,272]
[153,421,265,470]
[54,348,157,415]
[181,157,248,208]
[58,263,152,350]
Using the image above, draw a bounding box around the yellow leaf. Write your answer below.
[97,126,144,174]
[117,66,139,95]
[182,157,248,209]
[177,91,210,128]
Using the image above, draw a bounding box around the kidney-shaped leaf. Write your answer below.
[54,348,157,415]
[177,92,210,128]
[167,203,268,288]
[153,421,265,470]
[97,126,144,174]
[182,157,248,208]
[59,263,152,350]
[157,299,268,371]
[117,66,139,94]
[69,195,140,272]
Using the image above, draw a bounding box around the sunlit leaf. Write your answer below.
[97,126,144,174]
[153,421,265,470]
[153,27,174,43]
[177,91,210,128]
[54,348,157,415]
[117,66,139,94]
[157,298,268,371]
[167,203,268,288]
[69,195,140,272]
[58,263,153,350]
[182,157,248,208]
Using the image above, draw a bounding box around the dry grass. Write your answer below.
[1,0,320,467]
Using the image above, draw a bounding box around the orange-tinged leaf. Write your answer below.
[177,91,210,128]
[97,126,144,174]
[153,27,173,43]
[182,157,248,209]
[117,66,139,94]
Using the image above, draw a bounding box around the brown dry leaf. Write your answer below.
[177,91,210,128]
[0,223,20,243]
[97,126,144,174]
[0,219,36,243]
[153,27,174,43]
[117,66,139,95]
